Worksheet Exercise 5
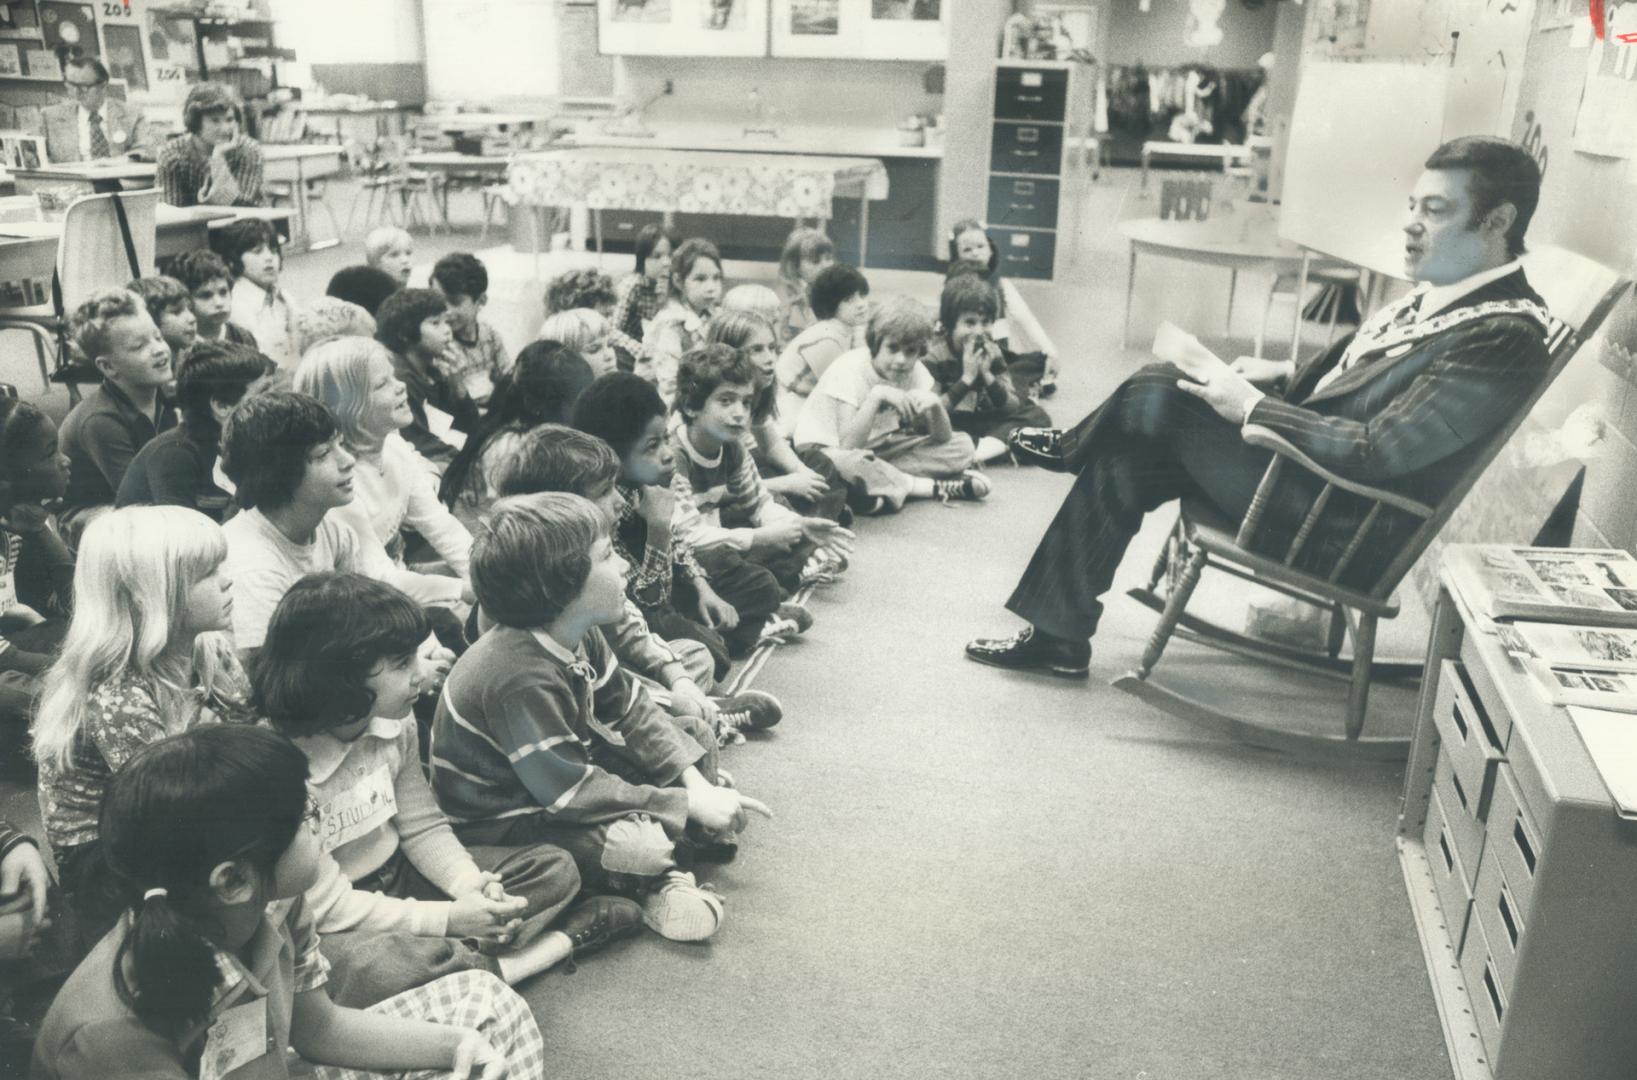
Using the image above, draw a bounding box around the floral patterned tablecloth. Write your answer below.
[504,148,890,220]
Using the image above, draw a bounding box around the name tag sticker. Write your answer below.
[200,997,269,1080]
[314,764,398,853]
[422,402,467,451]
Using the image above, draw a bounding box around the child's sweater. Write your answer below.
[667,423,798,552]
[297,715,486,939]
[430,625,704,837]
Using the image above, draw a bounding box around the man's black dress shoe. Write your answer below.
[964,626,1091,679]
[1007,427,1070,472]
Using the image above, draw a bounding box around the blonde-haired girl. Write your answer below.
[538,307,617,380]
[293,335,474,612]
[32,505,248,943]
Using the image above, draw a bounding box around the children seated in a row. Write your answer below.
[431,492,771,941]
[669,344,854,593]
[775,263,871,427]
[0,399,73,743]
[254,572,638,1003]
[612,224,675,345]
[795,297,991,509]
[647,238,725,401]
[33,723,547,1078]
[776,227,835,345]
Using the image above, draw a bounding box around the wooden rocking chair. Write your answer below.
[1112,246,1632,759]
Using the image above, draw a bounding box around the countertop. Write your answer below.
[555,121,943,160]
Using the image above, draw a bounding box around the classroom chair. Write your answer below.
[345,136,444,237]
[0,188,157,400]
[1113,245,1631,759]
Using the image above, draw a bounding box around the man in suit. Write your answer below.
[34,56,152,164]
[966,136,1552,679]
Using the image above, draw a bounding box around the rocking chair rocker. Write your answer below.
[1112,246,1632,759]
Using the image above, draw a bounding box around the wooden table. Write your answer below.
[13,159,157,192]
[1118,210,1343,352]
[432,112,556,133]
[303,101,417,140]
[1140,141,1254,190]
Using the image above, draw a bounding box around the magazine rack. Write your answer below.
[1113,247,1632,758]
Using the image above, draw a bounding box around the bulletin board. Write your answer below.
[0,0,219,98]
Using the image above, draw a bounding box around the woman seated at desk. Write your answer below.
[155,82,265,209]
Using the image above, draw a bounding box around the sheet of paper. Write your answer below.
[1152,321,1229,381]
[1567,706,1637,817]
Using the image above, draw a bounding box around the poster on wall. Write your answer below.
[145,8,202,77]
[0,2,44,39]
[38,2,98,59]
[790,0,837,34]
[871,0,938,18]
[1309,0,1371,55]
[1574,36,1637,158]
[102,22,146,91]
[704,0,741,30]
[612,0,671,23]
[22,45,59,78]
[0,41,20,75]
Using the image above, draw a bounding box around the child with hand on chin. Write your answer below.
[924,273,1052,464]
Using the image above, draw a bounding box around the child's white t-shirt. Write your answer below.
[793,346,937,449]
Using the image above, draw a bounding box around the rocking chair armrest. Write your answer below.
[1241,424,1436,519]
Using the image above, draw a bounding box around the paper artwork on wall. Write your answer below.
[704,0,740,30]
[790,0,837,34]
[39,2,98,59]
[145,8,200,77]
[871,0,938,18]
[613,0,671,23]
[1183,0,1225,48]
[0,1,42,39]
[1574,34,1637,158]
[0,41,19,76]
[103,22,146,91]
[22,45,58,78]
[1310,0,1371,55]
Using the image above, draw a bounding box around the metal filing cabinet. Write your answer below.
[984,60,1091,282]
[1397,546,1637,1080]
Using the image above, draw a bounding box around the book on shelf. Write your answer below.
[1448,544,1637,627]
[1566,706,1637,818]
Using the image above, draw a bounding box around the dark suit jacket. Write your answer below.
[1243,269,1552,583]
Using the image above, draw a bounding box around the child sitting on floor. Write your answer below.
[116,341,275,521]
[774,263,871,428]
[794,297,989,510]
[539,308,618,380]
[705,306,854,522]
[366,225,416,288]
[327,264,402,319]
[545,267,649,375]
[431,492,774,942]
[125,276,197,376]
[431,253,510,408]
[169,250,258,349]
[374,288,481,470]
[31,724,544,1079]
[218,217,299,372]
[492,423,784,741]
[948,218,1060,397]
[0,399,73,748]
[32,506,250,947]
[670,344,853,592]
[924,273,1052,463]
[574,374,807,671]
[256,572,638,1006]
[776,227,835,345]
[292,297,377,359]
[648,238,725,402]
[56,289,178,526]
[613,223,677,345]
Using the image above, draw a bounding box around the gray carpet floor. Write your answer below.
[0,170,1454,1079]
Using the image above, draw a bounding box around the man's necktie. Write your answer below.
[87,110,110,159]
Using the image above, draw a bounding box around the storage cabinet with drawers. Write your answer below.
[1397,548,1637,1080]
[983,60,1091,282]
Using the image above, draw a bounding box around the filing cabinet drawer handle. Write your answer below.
[1497,889,1519,948]
[1437,831,1454,873]
[1014,150,1040,158]
[1014,180,1036,194]
[1017,94,1044,103]
[1451,700,1469,741]
[1010,202,1038,211]
[1512,818,1537,874]
[1017,127,1041,143]
[1450,769,1469,812]
[1482,966,1505,1021]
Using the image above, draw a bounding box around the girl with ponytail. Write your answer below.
[31,505,250,945]
[32,724,546,1079]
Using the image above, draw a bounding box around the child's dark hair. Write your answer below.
[939,273,1001,333]
[947,218,999,275]
[676,343,756,422]
[430,252,489,304]
[126,275,190,324]
[544,267,617,316]
[571,373,668,461]
[634,223,679,273]
[809,264,870,321]
[440,342,595,509]
[252,572,429,737]
[0,398,51,511]
[375,288,448,355]
[865,297,935,357]
[704,311,778,421]
[667,238,722,300]
[327,265,401,318]
[175,341,273,435]
[101,724,308,1039]
[221,391,338,511]
[213,218,281,277]
[169,250,233,294]
[494,424,620,501]
[471,493,607,629]
[778,227,834,285]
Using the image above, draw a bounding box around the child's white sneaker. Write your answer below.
[934,470,992,504]
[642,870,725,942]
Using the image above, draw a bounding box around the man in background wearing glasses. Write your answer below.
[33,55,153,165]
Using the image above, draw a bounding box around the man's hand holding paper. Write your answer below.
[1154,321,1265,425]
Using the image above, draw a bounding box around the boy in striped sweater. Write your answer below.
[669,344,854,593]
[430,492,773,942]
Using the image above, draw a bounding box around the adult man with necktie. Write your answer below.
[33,56,152,164]
[966,136,1552,679]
